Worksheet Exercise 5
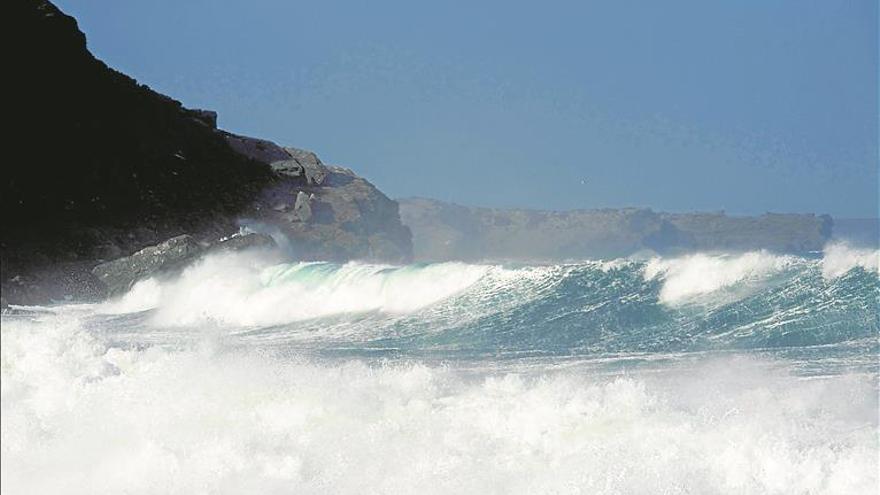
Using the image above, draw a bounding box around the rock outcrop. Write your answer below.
[399,198,832,262]
[293,192,314,222]
[92,235,204,297]
[92,233,275,296]
[1,1,412,305]
[227,134,412,263]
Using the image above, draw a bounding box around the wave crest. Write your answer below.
[822,242,879,280]
[644,251,795,305]
[131,253,490,327]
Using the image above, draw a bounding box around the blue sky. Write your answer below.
[58,0,877,217]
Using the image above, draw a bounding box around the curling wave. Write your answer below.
[76,247,879,360]
[1,246,878,494]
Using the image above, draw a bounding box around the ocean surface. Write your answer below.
[2,243,878,494]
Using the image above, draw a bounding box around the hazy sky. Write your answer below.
[58,0,877,217]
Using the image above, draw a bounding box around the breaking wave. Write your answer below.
[821,241,879,279]
[2,246,878,494]
[643,251,796,305]
[111,253,491,327]
[73,247,878,359]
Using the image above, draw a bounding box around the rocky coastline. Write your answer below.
[0,1,847,307]
[399,197,834,262]
[2,0,412,306]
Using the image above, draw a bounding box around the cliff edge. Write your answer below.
[2,0,411,305]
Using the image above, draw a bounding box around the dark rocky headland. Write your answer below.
[2,0,411,306]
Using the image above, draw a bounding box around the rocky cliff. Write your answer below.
[222,133,411,263]
[2,0,411,305]
[399,198,832,262]
[659,212,832,253]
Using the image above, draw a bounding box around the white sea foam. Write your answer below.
[821,242,879,280]
[121,252,491,327]
[87,245,880,334]
[1,312,875,495]
[97,278,163,314]
[98,244,876,327]
[644,251,795,305]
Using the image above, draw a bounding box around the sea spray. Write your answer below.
[643,251,796,305]
[1,311,876,495]
[2,248,877,494]
[144,253,491,327]
[821,241,879,279]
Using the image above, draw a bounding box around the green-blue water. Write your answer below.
[2,247,878,493]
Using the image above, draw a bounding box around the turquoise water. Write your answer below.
[2,247,878,494]
[81,249,878,370]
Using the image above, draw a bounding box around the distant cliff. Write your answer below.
[2,1,410,305]
[399,198,832,262]
[659,212,832,253]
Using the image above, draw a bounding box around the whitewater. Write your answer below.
[2,243,878,494]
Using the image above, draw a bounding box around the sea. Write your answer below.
[2,242,878,494]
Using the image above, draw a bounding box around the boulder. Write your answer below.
[270,159,304,178]
[91,233,279,297]
[207,233,276,253]
[92,234,203,296]
[284,147,327,185]
[293,191,313,222]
